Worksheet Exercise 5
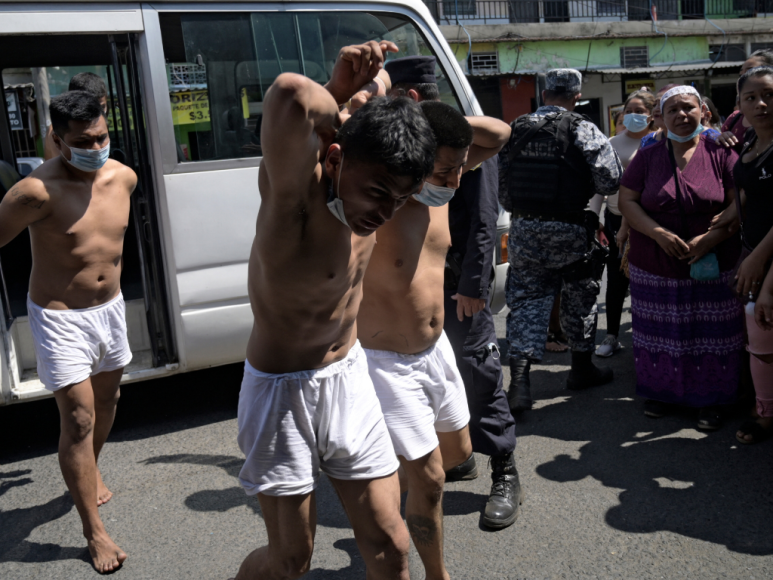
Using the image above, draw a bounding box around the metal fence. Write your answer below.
[423,0,767,24]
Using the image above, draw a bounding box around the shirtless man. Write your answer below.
[358,91,511,579]
[232,42,436,580]
[0,90,136,573]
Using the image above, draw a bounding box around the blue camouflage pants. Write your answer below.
[505,218,600,362]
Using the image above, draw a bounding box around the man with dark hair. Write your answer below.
[499,68,622,410]
[232,42,435,580]
[69,72,109,102]
[0,89,136,573]
[44,73,109,160]
[358,97,510,577]
[383,55,524,532]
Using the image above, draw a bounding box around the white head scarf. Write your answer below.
[660,85,702,112]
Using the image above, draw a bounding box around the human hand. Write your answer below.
[616,223,630,250]
[755,291,773,330]
[715,131,738,149]
[347,75,388,113]
[708,205,739,234]
[735,253,766,298]
[325,41,398,106]
[684,232,714,264]
[452,294,486,321]
[654,227,690,259]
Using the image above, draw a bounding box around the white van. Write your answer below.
[0,0,509,405]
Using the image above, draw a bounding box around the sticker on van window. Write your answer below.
[170,90,211,125]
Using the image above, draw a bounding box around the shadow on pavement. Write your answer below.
[305,538,366,579]
[0,491,85,565]
[0,363,245,463]
[518,347,773,556]
[141,453,352,529]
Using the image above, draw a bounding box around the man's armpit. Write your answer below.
[7,184,46,210]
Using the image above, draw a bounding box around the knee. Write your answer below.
[410,462,445,504]
[61,406,95,442]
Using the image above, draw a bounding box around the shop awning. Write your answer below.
[584,61,745,74]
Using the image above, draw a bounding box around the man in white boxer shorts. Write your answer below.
[0,90,136,574]
[230,42,436,580]
[359,65,511,579]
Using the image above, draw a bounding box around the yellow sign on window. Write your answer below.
[170,90,210,125]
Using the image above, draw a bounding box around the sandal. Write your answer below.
[736,419,772,445]
[545,332,569,353]
[697,407,723,431]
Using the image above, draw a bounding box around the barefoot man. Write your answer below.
[358,94,511,577]
[232,42,436,579]
[0,91,136,573]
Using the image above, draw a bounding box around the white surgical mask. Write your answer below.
[668,124,705,143]
[623,113,650,133]
[61,141,110,172]
[326,153,349,228]
[413,181,455,207]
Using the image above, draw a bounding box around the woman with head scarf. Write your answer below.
[619,86,744,430]
[639,84,680,148]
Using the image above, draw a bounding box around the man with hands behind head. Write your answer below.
[358,55,512,579]
[232,42,436,580]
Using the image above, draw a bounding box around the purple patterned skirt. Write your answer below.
[628,265,744,407]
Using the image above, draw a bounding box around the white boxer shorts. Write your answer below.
[237,341,399,497]
[27,293,132,391]
[365,331,471,462]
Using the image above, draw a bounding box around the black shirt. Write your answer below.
[448,157,499,300]
[733,135,773,248]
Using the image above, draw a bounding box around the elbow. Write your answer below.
[265,73,313,108]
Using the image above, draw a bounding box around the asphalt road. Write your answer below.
[1,297,772,580]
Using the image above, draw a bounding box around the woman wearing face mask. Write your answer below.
[595,89,656,358]
[711,67,773,443]
[619,86,743,430]
[717,49,773,151]
[639,84,680,149]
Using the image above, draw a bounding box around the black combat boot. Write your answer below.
[566,350,614,390]
[483,452,523,530]
[444,453,478,482]
[508,358,532,412]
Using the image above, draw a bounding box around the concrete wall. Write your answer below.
[451,35,710,71]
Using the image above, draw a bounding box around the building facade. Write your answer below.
[426,0,773,133]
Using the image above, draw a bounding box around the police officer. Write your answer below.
[386,55,523,530]
[498,68,622,411]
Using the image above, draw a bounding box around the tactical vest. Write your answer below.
[500,111,595,215]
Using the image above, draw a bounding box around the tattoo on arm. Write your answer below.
[9,186,45,210]
[406,514,438,547]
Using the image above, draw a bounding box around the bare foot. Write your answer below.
[96,469,113,507]
[87,532,127,574]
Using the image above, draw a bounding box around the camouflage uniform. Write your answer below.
[499,104,622,362]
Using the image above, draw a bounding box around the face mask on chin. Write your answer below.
[61,141,110,172]
[413,181,456,207]
[667,123,705,143]
[326,153,349,228]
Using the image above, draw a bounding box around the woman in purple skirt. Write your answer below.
[619,86,744,430]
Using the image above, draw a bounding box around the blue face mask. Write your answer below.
[623,113,650,133]
[62,141,110,172]
[667,124,705,143]
[326,153,349,228]
[413,181,455,207]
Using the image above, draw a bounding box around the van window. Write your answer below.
[159,11,460,163]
